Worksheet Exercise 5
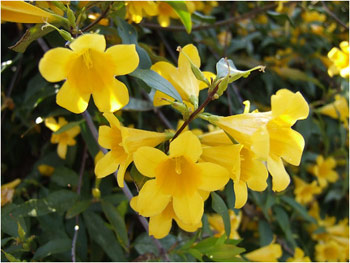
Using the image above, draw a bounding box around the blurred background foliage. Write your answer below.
[1,1,349,262]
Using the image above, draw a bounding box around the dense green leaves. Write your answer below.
[211,192,231,239]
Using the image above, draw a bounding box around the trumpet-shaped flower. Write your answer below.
[125,1,158,23]
[39,34,139,113]
[319,94,349,126]
[1,1,56,23]
[151,44,215,108]
[327,41,349,78]
[156,2,179,27]
[208,210,242,239]
[45,117,80,159]
[286,247,311,262]
[38,164,55,176]
[315,240,347,262]
[213,89,309,192]
[309,155,338,188]
[293,176,321,205]
[1,179,21,206]
[95,112,168,187]
[131,131,229,228]
[244,241,282,262]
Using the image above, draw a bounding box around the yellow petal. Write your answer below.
[175,217,202,232]
[233,180,248,208]
[66,125,81,138]
[92,79,129,113]
[39,48,75,83]
[57,143,67,159]
[271,89,309,125]
[103,112,122,129]
[169,131,202,162]
[173,190,203,225]
[94,151,121,179]
[242,148,268,191]
[199,71,215,90]
[56,81,90,114]
[69,34,106,53]
[116,155,133,187]
[178,44,200,68]
[267,156,290,192]
[44,117,59,132]
[245,243,282,262]
[199,130,233,146]
[106,44,139,76]
[133,147,168,178]
[149,203,174,239]
[153,90,174,107]
[197,162,229,191]
[98,126,114,149]
[1,178,21,190]
[134,180,171,217]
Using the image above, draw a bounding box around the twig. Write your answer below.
[81,4,111,32]
[321,2,349,30]
[81,111,170,261]
[71,145,88,262]
[156,30,177,63]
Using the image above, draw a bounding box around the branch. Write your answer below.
[81,4,111,32]
[321,2,349,30]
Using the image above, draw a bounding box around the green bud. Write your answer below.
[58,29,74,42]
[92,188,101,199]
[17,221,26,241]
[52,1,67,11]
[189,95,198,109]
[67,5,77,28]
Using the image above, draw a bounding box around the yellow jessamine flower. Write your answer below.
[286,247,311,262]
[1,1,56,23]
[151,44,215,108]
[38,164,55,176]
[156,2,178,27]
[212,89,309,192]
[309,155,338,188]
[1,179,21,206]
[131,131,229,230]
[39,34,139,113]
[207,210,242,239]
[315,240,347,262]
[327,41,349,78]
[95,112,168,187]
[125,1,158,24]
[45,117,80,159]
[301,10,326,23]
[319,94,349,126]
[244,241,282,262]
[293,176,321,205]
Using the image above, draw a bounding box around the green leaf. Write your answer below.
[258,220,273,247]
[130,164,149,191]
[195,236,219,252]
[166,1,192,33]
[101,201,129,251]
[216,58,265,81]
[53,119,84,134]
[124,97,153,111]
[280,196,316,224]
[1,250,22,262]
[130,68,183,103]
[224,180,235,211]
[51,166,79,187]
[266,10,295,27]
[205,244,245,262]
[80,122,99,158]
[211,192,231,239]
[83,211,125,261]
[33,238,71,260]
[65,200,91,219]
[192,11,215,24]
[187,248,203,261]
[273,206,296,248]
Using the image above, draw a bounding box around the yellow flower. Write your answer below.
[87,13,109,26]
[1,179,21,206]
[309,155,338,188]
[125,1,158,24]
[293,176,321,205]
[35,1,66,16]
[213,89,309,192]
[327,41,349,78]
[287,247,311,262]
[45,117,80,159]
[315,240,346,262]
[217,31,232,47]
[192,1,218,14]
[38,164,55,176]
[301,11,326,23]
[94,112,168,187]
[244,241,282,262]
[151,44,215,108]
[207,210,242,239]
[319,94,349,125]
[39,34,139,113]
[131,131,229,228]
[156,2,178,27]
[1,1,56,23]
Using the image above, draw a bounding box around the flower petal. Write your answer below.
[92,79,129,113]
[149,204,174,239]
[199,71,215,90]
[103,112,122,129]
[169,131,202,162]
[173,190,203,225]
[56,81,90,114]
[106,44,139,76]
[95,151,121,179]
[57,143,67,159]
[69,34,106,53]
[39,48,75,82]
[175,217,202,233]
[133,147,168,178]
[199,130,233,146]
[197,162,229,191]
[44,117,59,132]
[233,180,248,208]
[97,126,113,149]
[178,44,200,68]
[267,156,290,192]
[116,155,133,187]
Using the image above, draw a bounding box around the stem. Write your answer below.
[171,82,220,142]
[321,2,349,30]
[81,111,170,261]
[81,4,110,32]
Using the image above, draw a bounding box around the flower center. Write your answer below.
[175,157,182,174]
[82,49,93,69]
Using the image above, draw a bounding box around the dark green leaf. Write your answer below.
[211,192,231,238]
[1,204,28,237]
[206,243,245,262]
[224,180,235,211]
[258,220,273,247]
[130,164,149,191]
[80,122,99,158]
[51,166,79,187]
[280,196,316,223]
[1,250,21,262]
[33,238,71,260]
[65,200,91,219]
[273,206,296,248]
[124,97,153,111]
[166,1,192,33]
[266,10,295,27]
[53,119,84,134]
[187,248,203,261]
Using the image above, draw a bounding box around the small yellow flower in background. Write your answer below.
[156,2,178,27]
[301,10,326,23]
[293,176,321,205]
[207,210,242,239]
[286,247,311,262]
[131,131,229,236]
[217,31,232,47]
[327,41,349,78]
[88,13,109,26]
[309,155,338,188]
[192,1,218,15]
[1,179,21,206]
[319,94,349,126]
[315,240,347,262]
[244,241,282,262]
[94,112,168,187]
[213,89,309,192]
[39,34,139,113]
[38,164,55,176]
[94,151,104,165]
[125,1,158,24]
[45,117,80,159]
[151,44,215,108]
[1,1,56,23]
